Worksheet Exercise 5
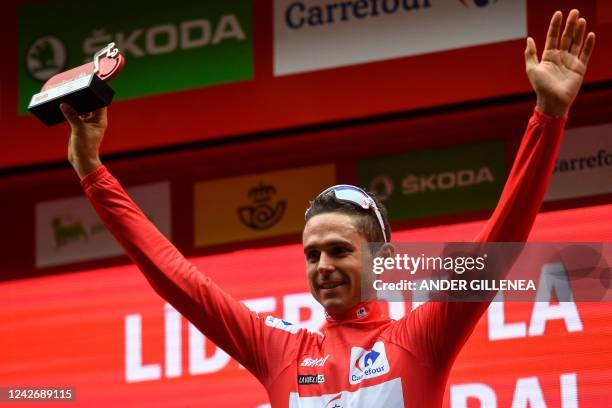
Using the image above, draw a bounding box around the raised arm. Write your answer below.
[479,9,595,242]
[400,9,596,366]
[62,105,298,388]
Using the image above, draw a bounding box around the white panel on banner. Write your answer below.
[274,0,527,76]
[545,122,612,201]
[35,182,171,268]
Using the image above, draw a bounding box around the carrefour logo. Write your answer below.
[284,0,431,30]
[348,341,390,384]
[282,0,500,31]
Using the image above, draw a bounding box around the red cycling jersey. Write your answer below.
[82,108,565,407]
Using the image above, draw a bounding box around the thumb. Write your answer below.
[60,103,81,127]
[524,37,539,72]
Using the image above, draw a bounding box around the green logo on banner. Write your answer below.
[18,0,253,114]
[358,140,507,220]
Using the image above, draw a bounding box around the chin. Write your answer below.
[320,296,357,313]
[322,299,345,312]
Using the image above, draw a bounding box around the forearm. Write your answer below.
[476,107,566,242]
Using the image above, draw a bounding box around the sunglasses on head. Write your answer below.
[305,184,388,242]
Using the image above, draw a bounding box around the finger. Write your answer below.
[89,107,107,124]
[570,18,586,56]
[59,103,81,127]
[560,9,579,51]
[544,11,563,51]
[579,32,596,66]
[524,37,539,72]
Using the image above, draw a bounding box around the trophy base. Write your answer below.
[28,74,115,127]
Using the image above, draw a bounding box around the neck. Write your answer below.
[324,301,385,323]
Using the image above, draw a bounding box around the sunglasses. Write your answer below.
[305,184,388,242]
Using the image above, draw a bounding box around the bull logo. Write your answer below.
[238,182,286,230]
[52,215,88,249]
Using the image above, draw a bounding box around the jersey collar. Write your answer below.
[324,301,385,324]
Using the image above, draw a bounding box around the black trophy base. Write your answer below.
[29,74,115,127]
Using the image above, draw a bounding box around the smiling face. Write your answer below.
[302,212,372,312]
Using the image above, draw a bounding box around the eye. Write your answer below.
[305,250,320,263]
[332,246,349,257]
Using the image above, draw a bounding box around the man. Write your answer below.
[61,10,595,407]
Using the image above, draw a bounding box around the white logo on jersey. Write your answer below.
[265,316,299,334]
[289,378,404,407]
[348,341,390,384]
[300,355,330,367]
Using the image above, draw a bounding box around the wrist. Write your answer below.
[536,98,569,118]
[71,157,102,180]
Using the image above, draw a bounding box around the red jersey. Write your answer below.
[82,108,565,407]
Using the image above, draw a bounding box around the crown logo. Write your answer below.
[248,182,276,203]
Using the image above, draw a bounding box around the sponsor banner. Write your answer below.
[1,205,611,406]
[194,164,335,246]
[359,140,506,220]
[18,0,252,113]
[274,0,526,76]
[35,182,171,268]
[545,122,612,201]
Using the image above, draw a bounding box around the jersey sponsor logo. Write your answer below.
[325,393,342,408]
[300,355,329,367]
[297,374,325,385]
[265,316,300,334]
[289,377,404,407]
[348,341,390,384]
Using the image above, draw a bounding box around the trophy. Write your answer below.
[28,43,125,126]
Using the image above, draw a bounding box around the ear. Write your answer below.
[375,243,395,259]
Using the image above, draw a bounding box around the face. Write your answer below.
[302,212,371,313]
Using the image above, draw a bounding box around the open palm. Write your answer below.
[525,10,596,117]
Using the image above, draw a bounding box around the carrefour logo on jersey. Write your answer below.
[274,0,526,75]
[349,341,390,384]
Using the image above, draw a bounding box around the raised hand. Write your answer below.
[525,9,596,117]
[61,104,107,179]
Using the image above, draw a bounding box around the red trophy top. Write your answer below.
[41,42,125,92]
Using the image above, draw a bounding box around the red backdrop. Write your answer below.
[2,204,610,407]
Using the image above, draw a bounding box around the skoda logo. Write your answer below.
[26,36,67,81]
[368,175,394,202]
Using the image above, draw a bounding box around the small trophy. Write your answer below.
[28,43,125,126]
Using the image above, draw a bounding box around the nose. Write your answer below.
[317,252,335,275]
